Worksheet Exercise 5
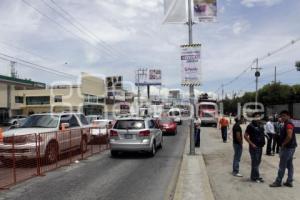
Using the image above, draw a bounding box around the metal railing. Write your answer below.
[0,127,110,190]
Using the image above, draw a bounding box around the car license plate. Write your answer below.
[124,134,133,139]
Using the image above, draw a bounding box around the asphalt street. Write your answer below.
[0,122,188,200]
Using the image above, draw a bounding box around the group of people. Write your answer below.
[231,110,297,187]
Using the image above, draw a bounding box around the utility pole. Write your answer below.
[274,66,277,84]
[221,83,224,101]
[252,58,262,109]
[136,69,141,116]
[187,0,195,155]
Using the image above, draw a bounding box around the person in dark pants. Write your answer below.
[244,114,266,183]
[219,116,229,143]
[194,117,201,147]
[265,117,275,155]
[232,118,243,177]
[270,110,297,188]
[273,117,283,154]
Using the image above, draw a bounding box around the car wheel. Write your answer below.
[158,137,163,149]
[174,129,178,135]
[149,141,156,157]
[44,141,59,164]
[81,137,88,153]
[111,150,118,158]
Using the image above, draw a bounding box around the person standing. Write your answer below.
[194,117,202,147]
[273,117,283,154]
[244,113,266,183]
[265,117,276,156]
[232,117,243,177]
[270,110,297,187]
[219,116,229,143]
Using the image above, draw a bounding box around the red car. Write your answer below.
[159,118,177,135]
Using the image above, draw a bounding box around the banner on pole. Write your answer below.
[163,0,188,24]
[193,0,217,22]
[181,44,201,86]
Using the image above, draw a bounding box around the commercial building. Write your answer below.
[0,74,45,123]
[10,73,106,116]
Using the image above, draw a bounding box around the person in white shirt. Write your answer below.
[265,117,276,155]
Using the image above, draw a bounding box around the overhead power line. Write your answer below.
[48,0,128,57]
[0,52,76,79]
[41,0,118,58]
[215,37,300,92]
[21,0,115,59]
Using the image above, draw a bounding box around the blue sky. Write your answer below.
[0,0,299,98]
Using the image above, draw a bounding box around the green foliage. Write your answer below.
[222,83,300,113]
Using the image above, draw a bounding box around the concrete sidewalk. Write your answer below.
[173,133,215,200]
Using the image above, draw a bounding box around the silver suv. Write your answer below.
[0,113,90,165]
[109,118,163,157]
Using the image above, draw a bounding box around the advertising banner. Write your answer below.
[163,0,188,24]
[135,69,162,86]
[193,0,217,22]
[181,44,201,86]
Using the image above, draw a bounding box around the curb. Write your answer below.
[173,133,215,200]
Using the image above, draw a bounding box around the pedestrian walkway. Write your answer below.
[201,126,300,200]
[173,132,215,200]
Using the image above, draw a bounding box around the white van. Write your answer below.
[168,108,182,125]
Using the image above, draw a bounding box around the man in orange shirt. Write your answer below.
[219,116,229,143]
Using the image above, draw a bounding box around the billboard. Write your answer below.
[193,0,217,22]
[135,69,162,86]
[106,76,122,90]
[181,44,201,86]
[163,0,188,24]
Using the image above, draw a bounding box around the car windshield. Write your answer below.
[169,111,180,116]
[114,120,145,130]
[93,121,108,127]
[160,118,172,123]
[203,112,214,118]
[21,115,59,128]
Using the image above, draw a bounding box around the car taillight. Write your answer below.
[139,130,150,137]
[110,130,118,137]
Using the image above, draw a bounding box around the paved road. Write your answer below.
[201,126,300,200]
[0,122,188,200]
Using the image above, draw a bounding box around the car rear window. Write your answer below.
[114,120,145,130]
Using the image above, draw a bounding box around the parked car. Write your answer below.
[7,115,27,126]
[109,118,163,157]
[0,113,91,165]
[168,108,182,125]
[90,119,113,143]
[86,115,102,124]
[159,118,177,135]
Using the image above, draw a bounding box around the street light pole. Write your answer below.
[187,0,195,155]
[252,58,261,109]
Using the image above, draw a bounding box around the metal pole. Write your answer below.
[188,0,195,155]
[137,69,141,116]
[274,66,277,84]
[255,58,258,109]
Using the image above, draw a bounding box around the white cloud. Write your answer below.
[241,0,283,7]
[232,20,250,35]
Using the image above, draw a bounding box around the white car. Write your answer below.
[110,118,163,157]
[86,115,102,124]
[0,113,91,165]
[90,119,113,143]
[168,108,182,125]
[8,115,27,126]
